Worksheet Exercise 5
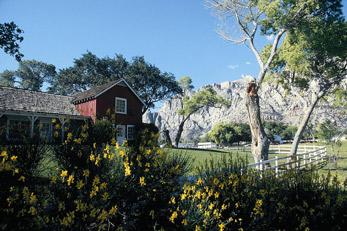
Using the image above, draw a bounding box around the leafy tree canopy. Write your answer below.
[209,122,251,146]
[48,52,181,114]
[178,76,194,94]
[0,70,16,87]
[0,22,24,61]
[178,88,229,117]
[17,60,56,91]
[126,56,182,114]
[0,60,56,91]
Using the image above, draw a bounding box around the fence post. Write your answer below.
[260,160,263,178]
[304,154,306,166]
[275,156,278,178]
[296,156,299,168]
[304,144,306,155]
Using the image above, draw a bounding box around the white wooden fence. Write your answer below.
[247,145,327,177]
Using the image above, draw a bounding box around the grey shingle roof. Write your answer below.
[0,86,81,116]
[72,79,120,104]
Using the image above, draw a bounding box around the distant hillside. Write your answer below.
[143,79,346,142]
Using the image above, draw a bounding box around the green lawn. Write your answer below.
[166,141,347,182]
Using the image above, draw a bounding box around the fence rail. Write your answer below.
[247,145,327,177]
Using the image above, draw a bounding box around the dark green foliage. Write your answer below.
[0,70,16,87]
[209,122,251,146]
[16,60,57,91]
[264,121,298,141]
[47,52,181,114]
[0,22,24,62]
[172,156,347,230]
[5,144,50,178]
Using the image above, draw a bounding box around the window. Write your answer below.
[116,125,125,137]
[115,97,127,114]
[127,125,135,140]
[7,119,30,140]
[40,121,51,142]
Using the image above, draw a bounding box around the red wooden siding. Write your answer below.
[75,84,143,125]
[75,99,97,122]
[96,85,142,125]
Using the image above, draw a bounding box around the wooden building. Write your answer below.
[0,79,145,144]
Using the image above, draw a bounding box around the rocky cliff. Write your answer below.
[143,79,346,142]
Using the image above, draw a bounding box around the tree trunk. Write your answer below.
[245,82,270,163]
[290,93,321,156]
[175,121,185,148]
[163,129,172,147]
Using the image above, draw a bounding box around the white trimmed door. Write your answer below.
[116,125,126,145]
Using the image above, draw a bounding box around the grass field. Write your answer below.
[166,141,347,181]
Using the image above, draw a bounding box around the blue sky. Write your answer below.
[1,0,347,103]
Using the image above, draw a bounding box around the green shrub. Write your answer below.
[170,155,347,231]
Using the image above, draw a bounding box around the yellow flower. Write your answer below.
[140,177,146,186]
[29,192,37,204]
[222,204,227,210]
[109,205,117,215]
[52,119,56,123]
[51,176,57,184]
[102,192,109,201]
[182,219,188,226]
[60,170,68,181]
[76,180,84,190]
[67,133,72,140]
[181,210,187,216]
[209,203,214,210]
[74,138,82,144]
[125,166,131,176]
[149,210,155,219]
[82,169,89,178]
[181,194,187,201]
[90,154,95,161]
[29,206,37,215]
[54,131,59,137]
[67,175,74,186]
[10,155,18,161]
[13,168,19,175]
[169,211,178,223]
[119,150,125,157]
[219,223,225,231]
[19,176,25,182]
[0,151,7,157]
[93,176,100,186]
[100,182,107,190]
[195,226,201,231]
[204,210,210,217]
[98,210,108,221]
[104,145,110,154]
[93,142,96,149]
[197,178,203,185]
[170,197,176,204]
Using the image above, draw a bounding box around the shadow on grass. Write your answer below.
[171,147,230,153]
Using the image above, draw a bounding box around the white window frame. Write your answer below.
[39,120,52,142]
[115,97,127,114]
[127,125,135,140]
[6,117,31,140]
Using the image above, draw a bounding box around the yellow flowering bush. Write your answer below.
[170,155,347,230]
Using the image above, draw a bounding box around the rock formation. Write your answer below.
[143,79,346,142]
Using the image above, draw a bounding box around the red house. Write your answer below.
[0,79,145,144]
[72,79,145,144]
